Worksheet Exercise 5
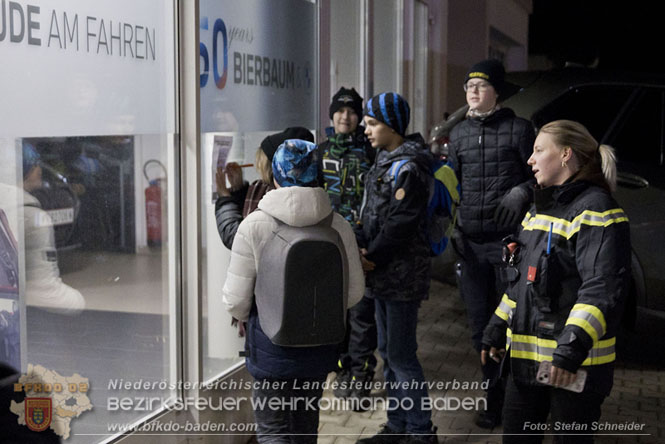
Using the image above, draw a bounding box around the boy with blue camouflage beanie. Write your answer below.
[223,139,365,443]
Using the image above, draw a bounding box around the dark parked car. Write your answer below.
[430,67,665,331]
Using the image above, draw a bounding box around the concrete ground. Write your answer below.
[317,280,665,444]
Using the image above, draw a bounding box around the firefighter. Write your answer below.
[482,120,631,443]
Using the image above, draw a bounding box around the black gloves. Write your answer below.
[494,187,530,230]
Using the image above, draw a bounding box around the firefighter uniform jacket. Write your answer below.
[482,180,631,396]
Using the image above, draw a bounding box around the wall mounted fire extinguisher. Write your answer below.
[143,160,167,247]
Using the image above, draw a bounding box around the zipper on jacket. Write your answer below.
[479,128,485,233]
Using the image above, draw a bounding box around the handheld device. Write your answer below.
[536,360,587,393]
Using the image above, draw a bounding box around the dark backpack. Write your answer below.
[388,159,459,256]
[254,213,348,347]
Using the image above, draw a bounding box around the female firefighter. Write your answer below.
[481,120,631,443]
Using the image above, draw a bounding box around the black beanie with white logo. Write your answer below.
[329,87,364,120]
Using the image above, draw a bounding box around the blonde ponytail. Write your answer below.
[598,144,617,192]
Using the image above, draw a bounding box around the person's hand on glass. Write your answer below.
[216,166,230,197]
[216,162,243,197]
[224,162,244,191]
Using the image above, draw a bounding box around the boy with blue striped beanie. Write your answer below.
[356,92,438,443]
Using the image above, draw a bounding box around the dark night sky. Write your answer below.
[528,1,664,74]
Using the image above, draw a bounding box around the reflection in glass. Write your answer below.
[22,141,85,315]
[0,135,176,444]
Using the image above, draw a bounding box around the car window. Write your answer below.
[609,88,664,164]
[532,86,633,139]
[532,85,665,188]
[610,88,665,188]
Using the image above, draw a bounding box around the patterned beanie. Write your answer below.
[272,139,319,187]
[364,92,410,136]
[329,87,363,120]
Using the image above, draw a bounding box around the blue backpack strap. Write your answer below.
[388,159,409,186]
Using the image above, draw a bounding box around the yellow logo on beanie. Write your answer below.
[468,72,490,80]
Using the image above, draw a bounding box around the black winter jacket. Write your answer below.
[214,180,271,249]
[448,108,535,240]
[215,187,247,250]
[355,134,432,301]
[482,181,631,396]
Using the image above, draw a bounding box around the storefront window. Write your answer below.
[0,1,177,442]
[199,0,318,380]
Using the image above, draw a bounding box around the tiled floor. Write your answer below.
[14,255,665,444]
[317,280,665,444]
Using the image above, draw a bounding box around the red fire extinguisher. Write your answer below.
[144,160,167,247]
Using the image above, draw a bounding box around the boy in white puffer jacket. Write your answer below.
[223,139,364,444]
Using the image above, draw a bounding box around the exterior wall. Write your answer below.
[428,0,450,125]
[0,1,533,441]
[445,0,489,114]
[442,0,532,116]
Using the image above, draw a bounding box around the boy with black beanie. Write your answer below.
[448,58,535,429]
[317,87,377,403]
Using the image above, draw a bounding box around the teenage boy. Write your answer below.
[355,93,437,444]
[448,59,535,428]
[223,139,364,443]
[318,87,377,400]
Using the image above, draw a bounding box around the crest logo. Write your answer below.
[25,398,52,432]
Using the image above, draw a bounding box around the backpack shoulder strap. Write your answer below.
[388,159,410,186]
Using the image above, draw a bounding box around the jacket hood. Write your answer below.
[257,186,333,227]
[376,133,432,171]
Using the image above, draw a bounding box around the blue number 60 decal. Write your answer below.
[212,18,228,89]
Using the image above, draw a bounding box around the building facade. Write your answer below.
[0,1,530,442]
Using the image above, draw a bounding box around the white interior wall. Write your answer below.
[330,0,364,100]
[372,0,401,95]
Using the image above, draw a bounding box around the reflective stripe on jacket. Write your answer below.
[482,180,631,396]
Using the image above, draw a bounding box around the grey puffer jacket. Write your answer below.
[448,108,535,241]
[355,134,432,301]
